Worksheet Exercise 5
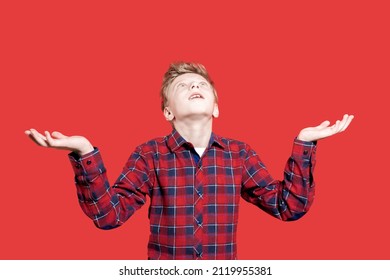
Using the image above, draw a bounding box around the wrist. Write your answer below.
[297,132,311,142]
[76,142,94,156]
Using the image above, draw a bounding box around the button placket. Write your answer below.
[193,166,204,259]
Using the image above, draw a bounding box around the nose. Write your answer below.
[190,82,200,89]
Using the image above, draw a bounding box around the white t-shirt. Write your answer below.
[194,147,206,157]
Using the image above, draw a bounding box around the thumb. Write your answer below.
[317,120,330,129]
[51,131,68,139]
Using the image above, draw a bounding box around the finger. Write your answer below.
[331,120,341,134]
[52,131,68,139]
[30,129,49,147]
[316,120,331,129]
[30,129,48,141]
[340,115,354,132]
[337,114,350,132]
[332,118,344,134]
[26,131,42,146]
[44,131,59,147]
[313,120,337,139]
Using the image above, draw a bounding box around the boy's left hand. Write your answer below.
[297,114,354,142]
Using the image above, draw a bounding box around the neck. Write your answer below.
[173,118,212,148]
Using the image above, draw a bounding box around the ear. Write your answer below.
[212,103,219,118]
[164,107,175,121]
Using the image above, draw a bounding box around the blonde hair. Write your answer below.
[160,62,218,111]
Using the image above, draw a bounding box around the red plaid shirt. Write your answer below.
[69,130,316,260]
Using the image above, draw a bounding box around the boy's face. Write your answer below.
[164,73,219,123]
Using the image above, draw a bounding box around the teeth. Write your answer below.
[190,94,202,100]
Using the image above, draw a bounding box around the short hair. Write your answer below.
[160,62,218,111]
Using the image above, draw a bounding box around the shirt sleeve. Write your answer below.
[240,138,316,221]
[68,147,153,229]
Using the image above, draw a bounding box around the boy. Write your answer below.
[25,62,354,260]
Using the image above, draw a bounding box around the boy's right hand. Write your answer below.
[25,129,94,156]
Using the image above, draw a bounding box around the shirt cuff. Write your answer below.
[68,147,106,177]
[292,138,317,160]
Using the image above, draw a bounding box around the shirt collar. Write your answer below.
[167,129,226,152]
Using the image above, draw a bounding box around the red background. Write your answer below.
[1,1,389,259]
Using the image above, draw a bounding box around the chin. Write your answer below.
[183,111,213,120]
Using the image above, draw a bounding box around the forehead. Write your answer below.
[171,73,208,85]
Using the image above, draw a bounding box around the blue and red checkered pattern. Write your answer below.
[69,130,316,260]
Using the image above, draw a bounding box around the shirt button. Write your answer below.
[303,150,308,155]
[75,164,81,169]
[86,160,92,165]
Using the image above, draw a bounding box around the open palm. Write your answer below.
[25,129,94,155]
[297,114,354,142]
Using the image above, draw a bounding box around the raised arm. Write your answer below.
[241,114,354,221]
[25,129,151,229]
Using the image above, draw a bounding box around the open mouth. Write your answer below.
[188,93,204,100]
